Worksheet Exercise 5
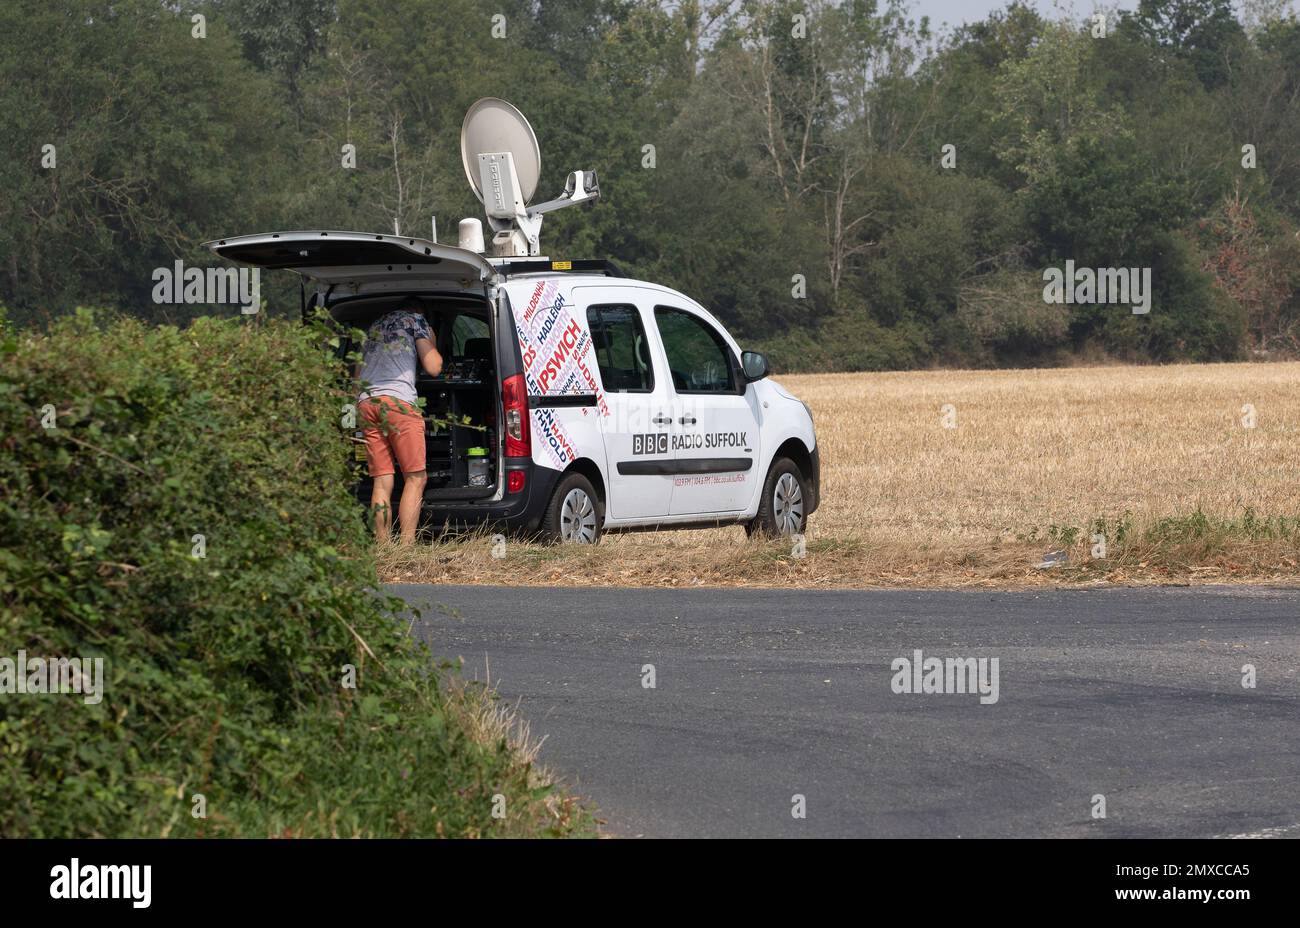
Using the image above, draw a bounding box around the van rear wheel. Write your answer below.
[746,457,808,538]
[541,472,603,544]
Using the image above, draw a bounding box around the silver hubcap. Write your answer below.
[773,473,804,536]
[559,488,598,544]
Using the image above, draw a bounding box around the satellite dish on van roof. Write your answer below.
[458,97,600,258]
[460,97,541,205]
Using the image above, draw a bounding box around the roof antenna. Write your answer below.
[460,97,600,258]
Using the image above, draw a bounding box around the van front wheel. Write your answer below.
[541,472,603,544]
[746,457,808,538]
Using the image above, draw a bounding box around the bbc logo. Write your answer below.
[632,433,669,455]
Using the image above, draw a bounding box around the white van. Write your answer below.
[205,99,819,544]
[207,232,819,544]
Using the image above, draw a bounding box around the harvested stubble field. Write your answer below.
[380,362,1300,589]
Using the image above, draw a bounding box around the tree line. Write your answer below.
[2,0,1298,371]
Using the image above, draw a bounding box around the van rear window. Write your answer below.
[451,313,489,356]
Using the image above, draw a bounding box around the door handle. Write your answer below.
[653,415,672,426]
[679,415,697,426]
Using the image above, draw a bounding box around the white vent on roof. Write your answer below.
[458,218,485,254]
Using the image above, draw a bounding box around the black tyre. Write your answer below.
[746,457,808,538]
[541,472,603,544]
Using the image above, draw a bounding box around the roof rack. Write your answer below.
[491,258,626,279]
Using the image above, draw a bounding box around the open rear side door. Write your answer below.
[207,230,505,500]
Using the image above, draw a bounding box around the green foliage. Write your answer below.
[0,0,294,323]
[0,314,585,837]
[1145,507,1300,544]
[1022,507,1300,562]
[209,0,334,108]
[2,0,1298,368]
[756,298,931,372]
[957,268,1070,364]
[1120,0,1249,91]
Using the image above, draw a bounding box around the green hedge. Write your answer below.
[0,311,581,837]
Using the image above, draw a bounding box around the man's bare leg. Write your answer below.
[398,470,427,545]
[372,473,395,543]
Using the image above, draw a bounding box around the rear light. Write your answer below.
[501,373,530,458]
[507,470,526,494]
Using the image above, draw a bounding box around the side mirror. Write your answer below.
[741,350,770,382]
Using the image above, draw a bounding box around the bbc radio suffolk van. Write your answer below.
[206,98,819,544]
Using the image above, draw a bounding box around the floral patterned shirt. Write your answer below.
[357,310,433,405]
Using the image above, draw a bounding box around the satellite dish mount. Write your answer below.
[460,97,600,258]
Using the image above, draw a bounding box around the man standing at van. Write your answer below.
[357,298,443,545]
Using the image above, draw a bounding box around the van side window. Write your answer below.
[653,306,735,393]
[587,304,654,392]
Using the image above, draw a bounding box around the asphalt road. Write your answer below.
[395,584,1300,838]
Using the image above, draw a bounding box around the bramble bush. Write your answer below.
[0,311,583,837]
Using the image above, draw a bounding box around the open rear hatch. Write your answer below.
[203,230,496,292]
[206,230,505,508]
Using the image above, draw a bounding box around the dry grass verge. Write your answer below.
[380,522,1299,589]
[438,673,592,836]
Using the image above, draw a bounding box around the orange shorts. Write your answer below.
[359,397,426,477]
